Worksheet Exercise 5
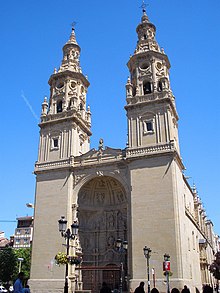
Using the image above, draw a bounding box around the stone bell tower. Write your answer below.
[30,28,91,293]
[125,8,180,154]
[39,27,91,162]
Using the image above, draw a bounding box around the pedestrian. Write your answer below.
[182,286,190,293]
[13,272,25,293]
[134,282,145,293]
[203,285,213,293]
[171,288,180,293]
[100,282,111,293]
[23,285,30,293]
[151,288,159,293]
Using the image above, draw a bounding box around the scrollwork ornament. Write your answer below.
[73,173,86,187]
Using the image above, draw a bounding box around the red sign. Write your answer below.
[163,261,170,271]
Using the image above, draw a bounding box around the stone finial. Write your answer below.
[41,96,48,116]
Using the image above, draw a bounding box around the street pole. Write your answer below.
[163,254,170,293]
[143,246,151,293]
[166,271,170,293]
[64,229,70,293]
[17,258,24,273]
[147,254,150,293]
[58,216,79,293]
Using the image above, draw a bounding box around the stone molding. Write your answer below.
[34,142,179,173]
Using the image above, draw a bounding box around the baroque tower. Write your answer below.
[125,8,179,153]
[30,8,216,293]
[39,27,91,161]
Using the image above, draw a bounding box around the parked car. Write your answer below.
[0,285,7,293]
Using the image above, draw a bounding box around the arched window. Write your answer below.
[158,81,163,92]
[57,100,62,113]
[80,103,83,111]
[143,81,152,94]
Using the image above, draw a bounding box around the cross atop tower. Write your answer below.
[71,21,77,30]
[140,0,148,14]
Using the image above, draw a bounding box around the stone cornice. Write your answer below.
[39,109,92,136]
[125,92,179,120]
[48,70,90,88]
[127,50,170,70]
[34,142,184,173]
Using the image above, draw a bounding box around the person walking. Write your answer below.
[151,288,159,293]
[100,282,111,293]
[134,282,145,293]
[182,286,190,293]
[13,272,24,293]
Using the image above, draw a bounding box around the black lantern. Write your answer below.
[58,216,67,233]
[71,220,79,236]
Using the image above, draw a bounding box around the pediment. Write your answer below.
[75,147,122,163]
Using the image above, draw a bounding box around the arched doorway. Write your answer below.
[77,176,128,293]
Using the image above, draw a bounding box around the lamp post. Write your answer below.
[163,253,170,293]
[143,246,151,293]
[116,238,128,293]
[17,257,24,273]
[58,216,79,293]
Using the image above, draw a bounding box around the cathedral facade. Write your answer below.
[29,7,218,293]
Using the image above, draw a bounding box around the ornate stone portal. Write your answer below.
[78,177,127,291]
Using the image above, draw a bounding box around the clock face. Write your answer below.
[70,81,76,89]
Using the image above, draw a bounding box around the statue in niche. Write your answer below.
[107,212,115,229]
[107,235,115,248]
[116,191,124,203]
[79,190,89,203]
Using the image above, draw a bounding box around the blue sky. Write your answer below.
[0,0,220,238]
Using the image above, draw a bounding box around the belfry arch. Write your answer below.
[77,176,128,293]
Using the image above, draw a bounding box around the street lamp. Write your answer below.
[163,253,170,293]
[116,238,128,293]
[143,246,151,293]
[58,216,79,293]
[17,257,24,273]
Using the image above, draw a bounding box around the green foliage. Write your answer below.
[0,247,17,283]
[209,251,220,280]
[13,248,32,280]
[0,247,32,284]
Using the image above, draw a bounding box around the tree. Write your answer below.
[0,247,17,283]
[13,248,32,281]
[209,251,220,280]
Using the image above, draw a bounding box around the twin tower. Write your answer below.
[30,8,215,293]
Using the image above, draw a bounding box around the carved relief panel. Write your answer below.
[77,176,127,266]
